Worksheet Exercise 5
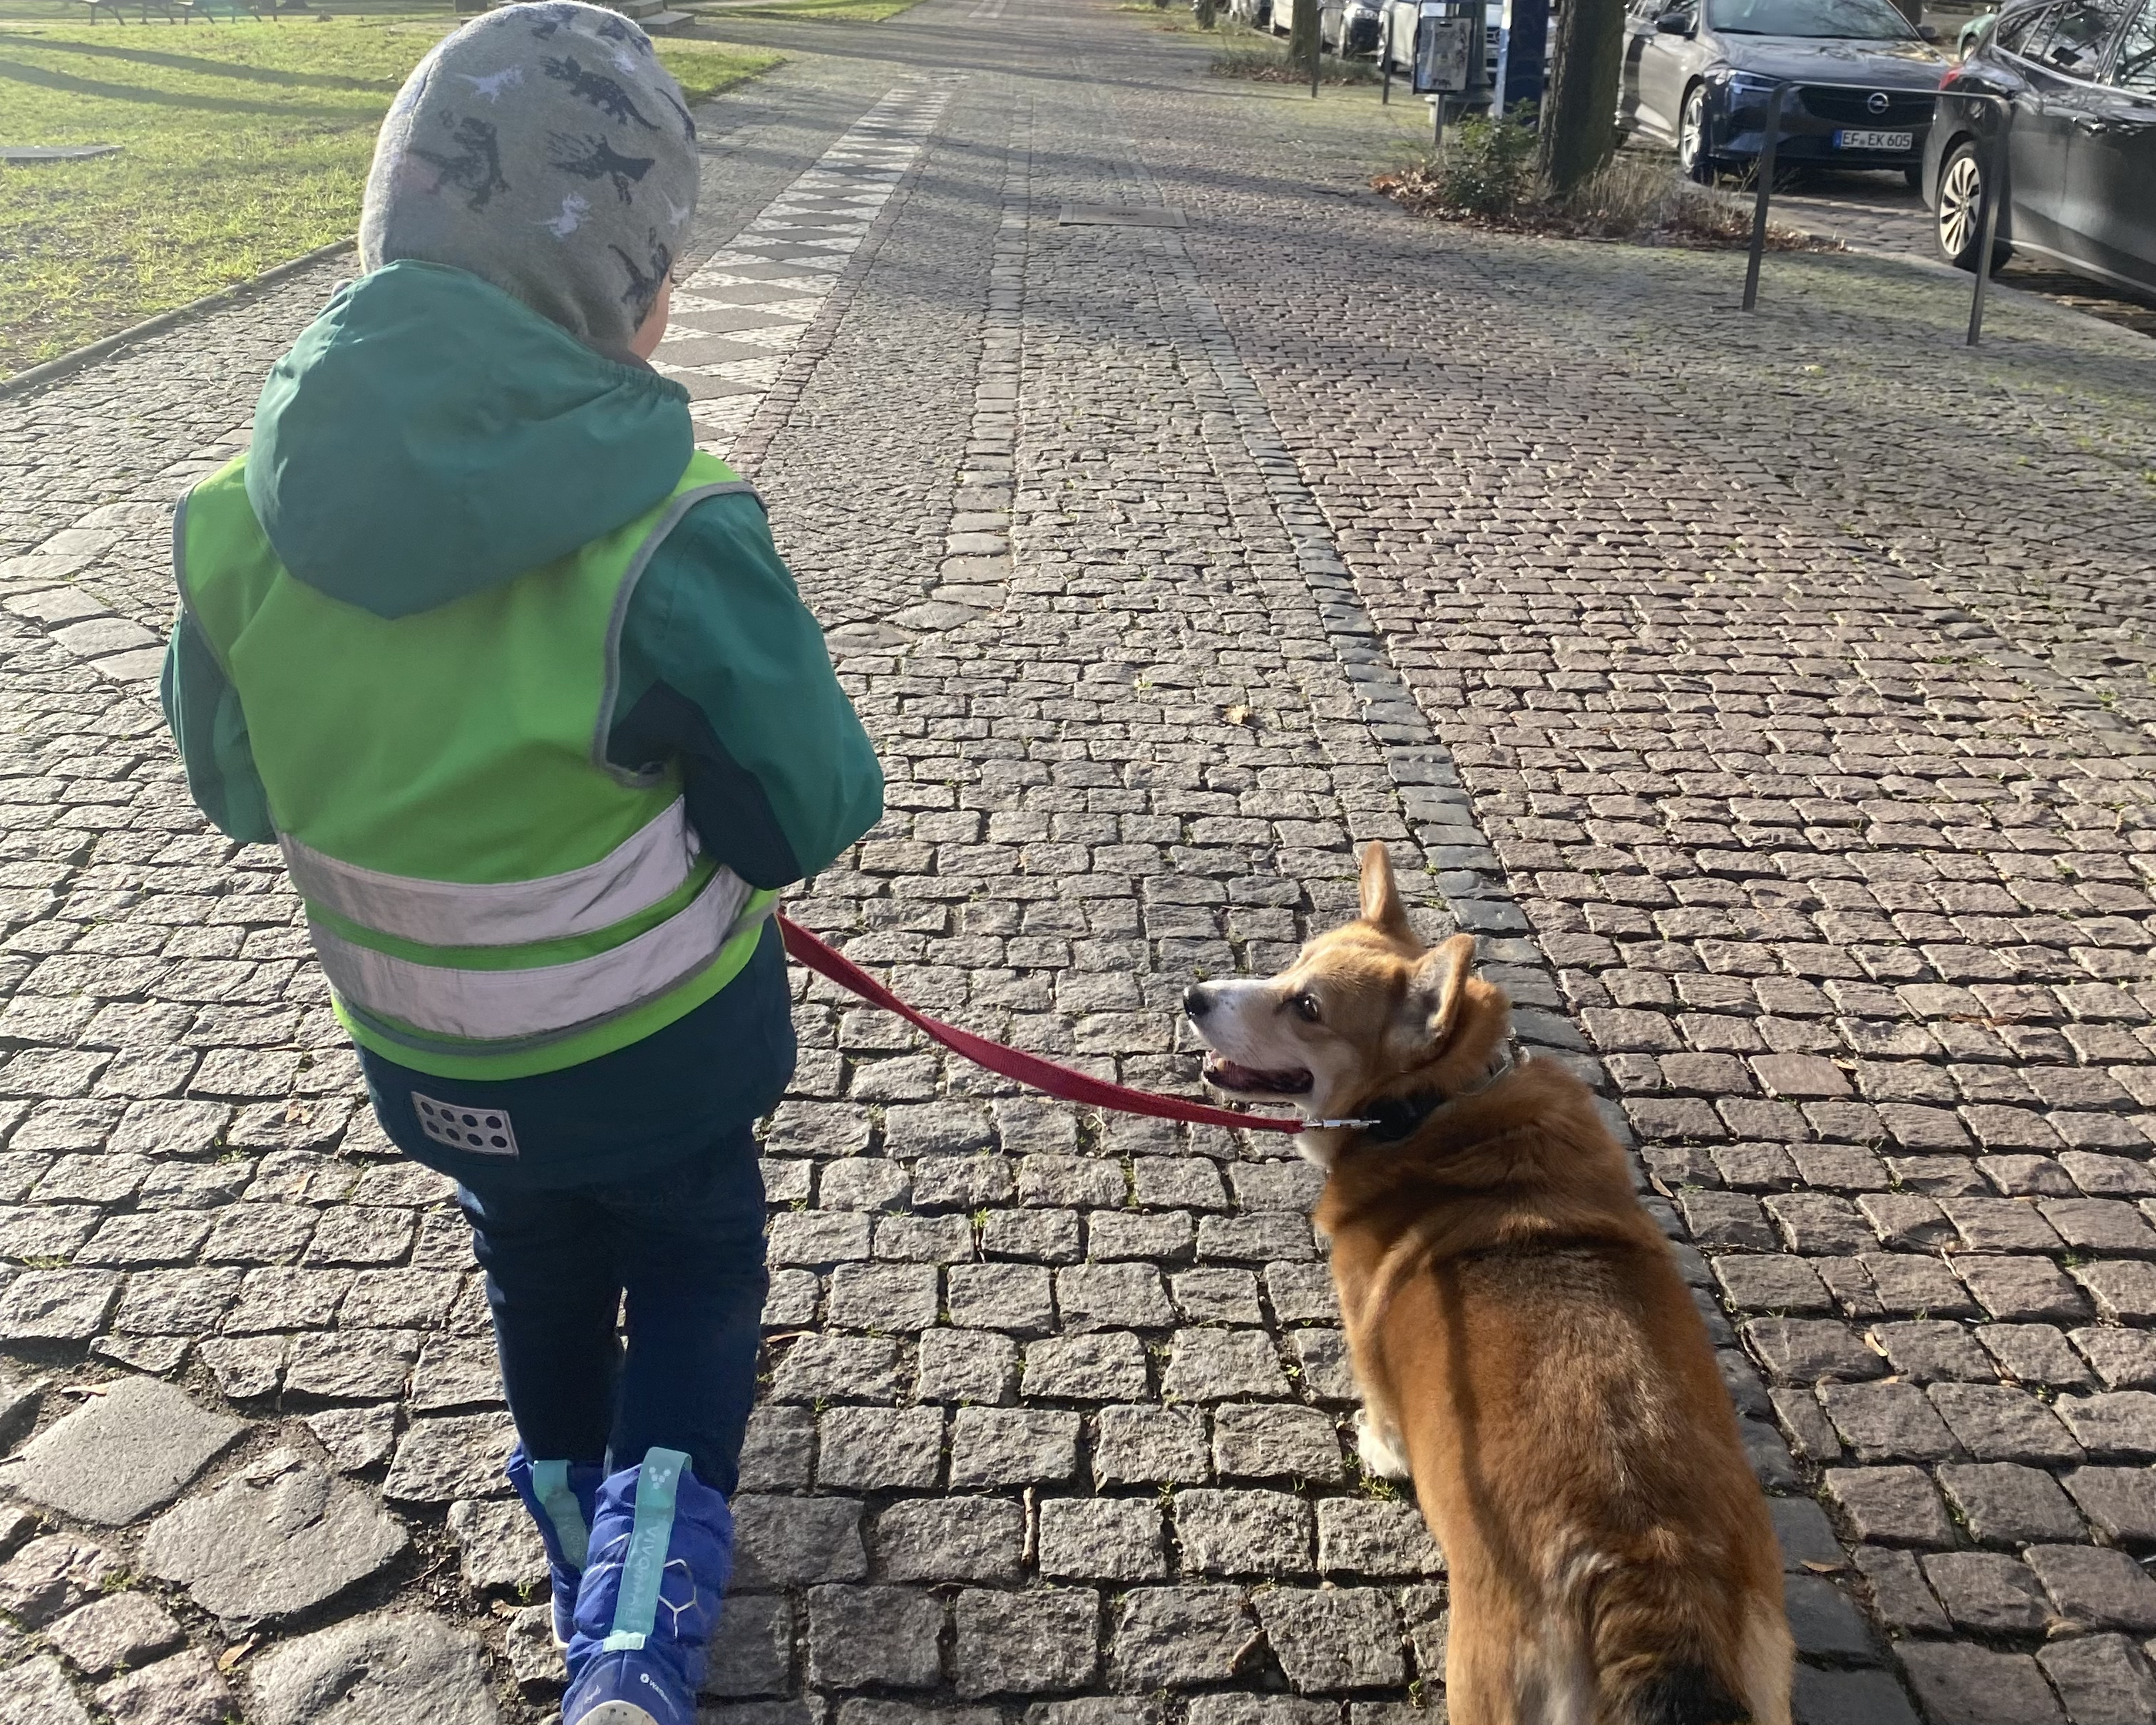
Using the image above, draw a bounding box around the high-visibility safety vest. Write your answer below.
[175,450,779,1082]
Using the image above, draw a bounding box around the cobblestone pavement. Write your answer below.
[2,2,2155,1723]
[1751,170,1930,258]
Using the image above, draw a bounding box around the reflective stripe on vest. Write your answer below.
[310,865,764,1044]
[175,448,776,1078]
[279,794,702,949]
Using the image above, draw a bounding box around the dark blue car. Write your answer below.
[1924,0,2156,293]
[1620,0,1951,184]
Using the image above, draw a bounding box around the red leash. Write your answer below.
[778,914,1305,1135]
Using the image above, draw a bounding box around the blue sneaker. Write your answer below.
[505,1446,605,1649]
[563,1448,733,1725]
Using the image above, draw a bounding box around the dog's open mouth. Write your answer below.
[1202,1056,1313,1098]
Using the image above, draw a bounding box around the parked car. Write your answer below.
[1227,0,1272,27]
[1377,0,1547,98]
[1268,0,1333,43]
[1378,0,1482,78]
[1330,0,1384,53]
[1619,0,1950,184]
[1959,9,2000,54]
[1923,0,2156,292]
[1267,0,1382,52]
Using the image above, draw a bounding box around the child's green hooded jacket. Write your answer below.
[163,262,882,1184]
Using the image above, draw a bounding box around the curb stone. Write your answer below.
[0,240,357,405]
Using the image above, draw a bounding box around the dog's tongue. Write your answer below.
[1203,1057,1313,1096]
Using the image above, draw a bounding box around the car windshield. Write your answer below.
[1705,0,1919,37]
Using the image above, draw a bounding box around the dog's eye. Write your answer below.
[1291,992,1321,1023]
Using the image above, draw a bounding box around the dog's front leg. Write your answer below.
[1353,1404,1412,1481]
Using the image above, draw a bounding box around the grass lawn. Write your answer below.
[688,0,923,23]
[1112,1,1206,31]
[0,13,779,380]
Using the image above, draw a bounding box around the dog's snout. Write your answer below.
[1183,984,1212,1021]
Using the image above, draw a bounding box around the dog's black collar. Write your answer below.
[1360,1092,1447,1143]
[1330,1042,1521,1141]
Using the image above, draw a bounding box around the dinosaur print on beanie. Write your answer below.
[360,1,699,360]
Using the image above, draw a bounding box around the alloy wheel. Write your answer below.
[1679,88,1707,179]
[1938,149,1982,263]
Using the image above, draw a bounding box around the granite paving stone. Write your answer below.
[876,1498,1025,1584]
[0,1536,121,1627]
[41,1591,185,1677]
[5,1376,241,1525]
[0,1654,91,1725]
[805,1585,943,1690]
[445,1497,548,1593]
[139,1453,409,1624]
[245,1610,498,1725]
[380,1411,516,1504]
[2036,1634,2156,1725]
[94,1649,235,1725]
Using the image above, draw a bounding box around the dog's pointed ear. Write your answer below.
[1357,843,1412,942]
[1408,932,1479,1050]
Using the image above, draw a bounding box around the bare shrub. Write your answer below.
[1376,142,1840,252]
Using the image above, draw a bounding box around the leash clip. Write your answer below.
[1304,1117,1380,1131]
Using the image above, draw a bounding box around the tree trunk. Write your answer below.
[1289,0,1320,78]
[1196,0,1218,26]
[1538,0,1627,193]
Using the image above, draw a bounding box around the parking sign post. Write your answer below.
[1410,0,1481,143]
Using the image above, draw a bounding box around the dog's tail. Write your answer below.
[1597,1661,1752,1725]
[1584,1562,1760,1725]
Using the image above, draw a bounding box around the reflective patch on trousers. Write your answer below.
[413,1093,520,1157]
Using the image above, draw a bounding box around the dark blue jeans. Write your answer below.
[456,1128,768,1493]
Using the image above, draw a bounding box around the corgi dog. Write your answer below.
[1183,843,1791,1725]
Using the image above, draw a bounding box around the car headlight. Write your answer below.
[1719,71,1782,97]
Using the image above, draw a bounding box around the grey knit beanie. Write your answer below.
[359,1,699,360]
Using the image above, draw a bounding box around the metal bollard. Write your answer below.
[1735,81,2011,344]
[1381,12,1392,105]
[1741,84,1788,314]
[1966,98,2008,346]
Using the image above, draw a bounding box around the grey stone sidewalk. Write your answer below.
[2,1,2155,1723]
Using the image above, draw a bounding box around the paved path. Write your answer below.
[3,4,2156,1723]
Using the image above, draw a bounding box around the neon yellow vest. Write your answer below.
[177,451,776,1081]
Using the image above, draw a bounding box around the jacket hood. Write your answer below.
[245,260,693,619]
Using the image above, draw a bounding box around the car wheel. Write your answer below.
[1935,139,2012,272]
[1678,85,1715,185]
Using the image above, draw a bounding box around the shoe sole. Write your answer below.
[567,1704,659,1725]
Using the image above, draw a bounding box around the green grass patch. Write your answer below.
[689,0,923,21]
[0,16,779,380]
[1114,1,1206,31]
[1210,39,1380,83]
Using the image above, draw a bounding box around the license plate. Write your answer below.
[1835,128,1914,152]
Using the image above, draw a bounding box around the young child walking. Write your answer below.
[160,8,882,1721]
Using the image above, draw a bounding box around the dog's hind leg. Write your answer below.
[1442,1592,1578,1725]
[1737,1597,1794,1725]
